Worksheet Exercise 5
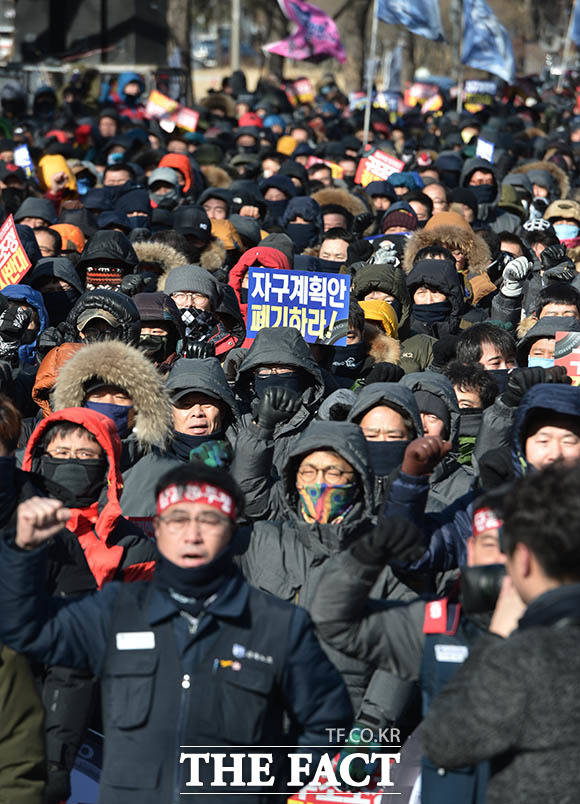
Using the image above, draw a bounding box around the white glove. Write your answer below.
[501,256,530,297]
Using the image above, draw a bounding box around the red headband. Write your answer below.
[472,507,503,537]
[157,482,237,520]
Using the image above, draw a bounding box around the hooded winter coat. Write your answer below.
[228,245,292,336]
[235,327,326,472]
[22,407,156,592]
[0,284,48,365]
[400,372,474,510]
[57,288,142,348]
[76,229,139,273]
[238,421,416,712]
[121,357,241,523]
[406,258,466,338]
[352,261,413,338]
[52,339,173,471]
[459,157,521,233]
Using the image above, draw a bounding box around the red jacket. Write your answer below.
[228,246,291,347]
[23,407,155,589]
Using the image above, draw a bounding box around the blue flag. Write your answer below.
[462,0,515,84]
[377,0,444,42]
[571,0,580,46]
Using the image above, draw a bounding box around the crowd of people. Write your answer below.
[0,65,579,804]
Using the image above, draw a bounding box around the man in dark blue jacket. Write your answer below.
[0,463,352,804]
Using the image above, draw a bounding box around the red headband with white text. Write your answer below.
[157,483,237,520]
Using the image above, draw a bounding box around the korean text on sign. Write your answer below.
[246,267,350,345]
[0,215,32,289]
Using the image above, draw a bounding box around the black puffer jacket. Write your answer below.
[76,229,139,272]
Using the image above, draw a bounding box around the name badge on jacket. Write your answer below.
[434,644,469,663]
[116,631,156,650]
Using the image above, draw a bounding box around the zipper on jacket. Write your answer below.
[173,672,191,804]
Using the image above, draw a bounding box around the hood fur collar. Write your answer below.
[403,225,491,276]
[52,340,173,450]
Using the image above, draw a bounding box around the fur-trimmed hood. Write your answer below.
[133,241,188,277]
[364,323,401,365]
[516,314,537,340]
[510,160,569,200]
[200,164,232,188]
[402,224,491,277]
[310,187,374,236]
[52,340,173,450]
[200,237,227,274]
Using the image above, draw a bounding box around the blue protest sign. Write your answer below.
[246,266,350,345]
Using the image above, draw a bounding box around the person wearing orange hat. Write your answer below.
[50,223,86,254]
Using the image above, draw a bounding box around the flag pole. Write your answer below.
[362,0,379,151]
[456,0,464,113]
[558,0,576,92]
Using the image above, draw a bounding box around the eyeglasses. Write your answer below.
[297,465,354,484]
[255,367,295,377]
[45,448,102,460]
[171,292,208,305]
[155,511,230,534]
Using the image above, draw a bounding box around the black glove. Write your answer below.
[183,341,216,359]
[501,365,571,408]
[352,211,374,238]
[119,273,147,296]
[351,518,426,565]
[0,305,31,365]
[430,334,459,370]
[255,386,301,437]
[46,761,71,804]
[363,361,404,385]
[541,244,576,282]
[347,239,374,266]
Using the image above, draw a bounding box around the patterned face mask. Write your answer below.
[297,482,357,524]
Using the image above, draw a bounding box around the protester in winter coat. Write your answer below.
[133,291,185,372]
[406,257,466,339]
[76,229,139,291]
[423,463,580,804]
[234,326,326,472]
[238,420,417,713]
[121,357,240,522]
[160,264,245,358]
[52,339,173,471]
[459,157,521,233]
[0,462,353,804]
[311,488,508,803]
[13,407,156,801]
[28,256,84,327]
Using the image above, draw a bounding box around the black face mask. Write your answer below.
[318,257,345,272]
[413,301,452,323]
[265,199,289,224]
[253,372,303,400]
[138,333,170,363]
[286,223,318,253]
[239,287,249,305]
[487,368,510,394]
[170,430,218,461]
[469,184,496,204]
[42,288,79,327]
[386,298,402,322]
[329,342,367,378]
[366,440,410,476]
[238,144,258,154]
[40,455,108,508]
[128,214,150,229]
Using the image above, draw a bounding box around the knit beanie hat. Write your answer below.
[413,390,450,437]
[164,265,219,307]
[381,208,418,233]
